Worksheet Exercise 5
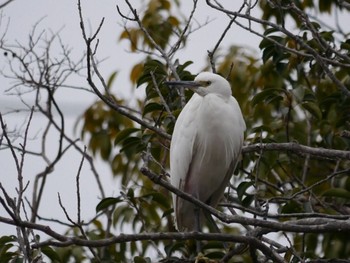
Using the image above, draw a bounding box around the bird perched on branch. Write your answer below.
[166,72,245,232]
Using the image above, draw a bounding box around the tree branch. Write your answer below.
[242,142,350,160]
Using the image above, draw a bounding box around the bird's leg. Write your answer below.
[194,205,202,253]
[203,211,219,232]
[203,211,229,250]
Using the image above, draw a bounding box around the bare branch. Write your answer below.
[150,71,175,122]
[242,142,350,160]
[0,113,20,172]
[76,146,86,224]
[0,0,14,9]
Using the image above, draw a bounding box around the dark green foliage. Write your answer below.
[0,236,19,263]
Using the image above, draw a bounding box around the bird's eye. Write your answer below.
[206,81,211,86]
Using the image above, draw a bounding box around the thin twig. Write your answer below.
[242,142,350,160]
[150,71,175,122]
[76,146,86,224]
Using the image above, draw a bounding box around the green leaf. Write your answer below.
[136,59,166,87]
[252,88,284,106]
[319,1,332,13]
[323,188,350,200]
[340,40,350,51]
[134,256,151,263]
[143,102,164,116]
[262,46,276,63]
[303,92,316,102]
[114,128,140,146]
[120,136,144,156]
[202,241,225,250]
[251,125,272,133]
[259,38,273,50]
[0,247,16,263]
[162,208,174,218]
[259,35,284,49]
[127,188,135,199]
[137,73,152,88]
[281,200,304,214]
[320,31,334,42]
[130,63,144,84]
[0,236,17,263]
[146,59,166,73]
[275,62,287,73]
[301,21,321,31]
[41,246,61,262]
[242,194,254,207]
[100,134,112,160]
[176,60,193,73]
[302,101,322,120]
[345,177,350,192]
[164,241,186,256]
[96,197,123,213]
[204,251,225,259]
[237,181,254,203]
[0,236,16,245]
[107,71,118,89]
[263,27,280,36]
[141,192,170,208]
[89,131,112,159]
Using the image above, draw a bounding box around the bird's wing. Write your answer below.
[170,95,201,228]
[206,148,241,208]
[170,95,200,191]
[230,96,246,132]
[205,96,245,207]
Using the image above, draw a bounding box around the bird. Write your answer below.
[166,72,246,231]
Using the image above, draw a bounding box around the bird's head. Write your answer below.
[165,72,232,98]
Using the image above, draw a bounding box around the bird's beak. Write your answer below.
[164,81,201,89]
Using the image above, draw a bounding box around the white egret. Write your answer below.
[166,72,246,231]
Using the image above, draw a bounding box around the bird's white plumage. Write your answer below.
[169,72,245,231]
